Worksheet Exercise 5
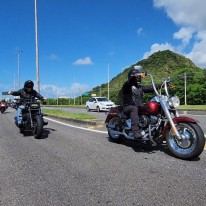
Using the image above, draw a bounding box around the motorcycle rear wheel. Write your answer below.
[166,122,205,160]
[107,117,124,143]
[32,115,43,139]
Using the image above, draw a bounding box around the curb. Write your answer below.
[44,114,103,126]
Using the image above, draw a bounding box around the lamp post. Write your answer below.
[17,50,23,89]
[184,72,187,105]
[108,63,110,99]
[34,0,40,93]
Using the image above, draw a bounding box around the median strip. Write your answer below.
[43,109,100,125]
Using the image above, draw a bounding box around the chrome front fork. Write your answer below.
[160,98,182,141]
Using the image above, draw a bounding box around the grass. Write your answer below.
[42,105,85,108]
[179,105,206,110]
[43,109,97,120]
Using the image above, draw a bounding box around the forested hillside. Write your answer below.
[90,50,206,105]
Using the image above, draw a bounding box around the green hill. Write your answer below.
[87,50,206,105]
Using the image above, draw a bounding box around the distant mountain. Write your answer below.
[87,50,206,105]
[138,50,197,70]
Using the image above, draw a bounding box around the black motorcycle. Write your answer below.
[16,99,45,139]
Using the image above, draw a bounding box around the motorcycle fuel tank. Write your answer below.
[140,101,160,115]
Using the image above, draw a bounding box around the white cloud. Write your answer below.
[151,0,206,67]
[40,83,90,98]
[143,43,174,59]
[154,0,206,30]
[185,34,206,68]
[108,51,114,56]
[173,27,194,45]
[49,53,60,60]
[136,27,143,36]
[73,56,93,65]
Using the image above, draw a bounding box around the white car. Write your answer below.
[86,97,115,112]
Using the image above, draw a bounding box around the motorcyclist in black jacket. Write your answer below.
[8,80,47,127]
[122,66,160,139]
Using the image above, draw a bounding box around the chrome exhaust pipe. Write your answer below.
[108,128,135,140]
[108,128,124,135]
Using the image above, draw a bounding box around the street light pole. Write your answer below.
[184,72,187,105]
[108,63,110,99]
[34,0,40,93]
[17,50,23,89]
[14,73,16,91]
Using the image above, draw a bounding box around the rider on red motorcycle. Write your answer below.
[121,66,160,139]
[106,67,205,160]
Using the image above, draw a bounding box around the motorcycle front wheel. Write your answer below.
[166,122,205,160]
[107,117,124,143]
[32,115,43,139]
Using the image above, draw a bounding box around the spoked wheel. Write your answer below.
[32,115,43,139]
[166,123,205,160]
[107,117,124,143]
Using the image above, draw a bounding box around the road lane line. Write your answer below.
[44,117,107,134]
[45,117,206,149]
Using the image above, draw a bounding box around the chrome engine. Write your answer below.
[138,115,159,128]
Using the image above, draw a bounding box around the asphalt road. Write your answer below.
[0,108,206,206]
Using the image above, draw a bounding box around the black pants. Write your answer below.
[123,105,139,135]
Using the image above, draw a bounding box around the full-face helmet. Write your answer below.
[24,80,34,93]
[128,67,142,84]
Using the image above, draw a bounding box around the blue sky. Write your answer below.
[0,0,206,98]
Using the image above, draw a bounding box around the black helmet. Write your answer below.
[24,80,34,89]
[128,69,140,81]
[128,69,142,84]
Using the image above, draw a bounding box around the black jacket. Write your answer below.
[122,79,159,106]
[12,89,44,100]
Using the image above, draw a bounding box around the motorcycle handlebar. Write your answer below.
[2,92,9,95]
[146,73,171,97]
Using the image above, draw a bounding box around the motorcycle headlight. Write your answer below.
[168,96,180,108]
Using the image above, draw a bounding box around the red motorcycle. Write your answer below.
[105,69,205,160]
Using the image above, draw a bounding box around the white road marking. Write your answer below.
[44,117,107,134]
[45,117,206,150]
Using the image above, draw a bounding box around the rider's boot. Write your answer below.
[134,132,143,140]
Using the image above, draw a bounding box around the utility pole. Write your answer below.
[184,72,187,105]
[108,64,110,99]
[34,0,40,93]
[17,50,23,89]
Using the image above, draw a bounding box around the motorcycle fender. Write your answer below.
[105,113,119,123]
[162,116,199,138]
[172,116,199,124]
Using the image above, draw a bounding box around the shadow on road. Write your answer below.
[20,128,56,139]
[41,128,56,139]
[108,137,201,161]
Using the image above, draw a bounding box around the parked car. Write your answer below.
[86,97,115,112]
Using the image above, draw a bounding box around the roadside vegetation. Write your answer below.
[179,105,206,110]
[43,105,206,111]
[43,109,97,120]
